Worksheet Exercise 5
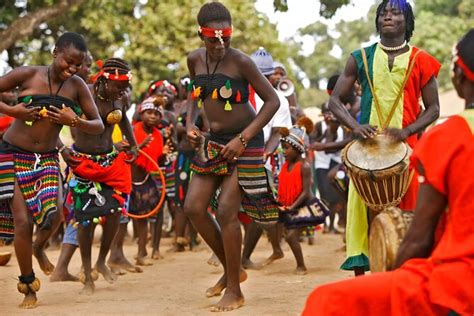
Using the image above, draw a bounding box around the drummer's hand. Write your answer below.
[353,124,377,139]
[384,128,410,142]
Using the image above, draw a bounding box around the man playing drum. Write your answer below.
[303,28,474,316]
[328,0,441,275]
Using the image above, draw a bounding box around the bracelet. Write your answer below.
[70,115,79,127]
[238,133,247,148]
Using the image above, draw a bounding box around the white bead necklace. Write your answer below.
[378,40,408,52]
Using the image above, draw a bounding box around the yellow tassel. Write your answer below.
[17,282,29,294]
[28,278,41,292]
[197,99,203,108]
[212,88,218,99]
[39,106,48,118]
[224,100,232,111]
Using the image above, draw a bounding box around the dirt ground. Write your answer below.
[0,229,351,315]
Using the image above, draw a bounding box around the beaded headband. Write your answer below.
[93,60,132,82]
[148,80,177,95]
[198,26,233,44]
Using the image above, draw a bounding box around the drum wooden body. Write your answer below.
[369,207,413,272]
[342,134,412,211]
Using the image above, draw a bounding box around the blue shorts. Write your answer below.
[63,222,78,246]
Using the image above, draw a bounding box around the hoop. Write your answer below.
[127,150,166,219]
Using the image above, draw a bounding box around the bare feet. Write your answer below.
[135,256,153,266]
[241,259,263,270]
[207,253,220,267]
[109,266,127,275]
[108,257,143,273]
[33,246,55,275]
[78,269,99,284]
[206,269,248,298]
[19,292,38,309]
[210,290,245,312]
[151,251,163,260]
[79,281,95,295]
[295,266,308,275]
[261,251,284,266]
[95,263,117,284]
[50,269,79,282]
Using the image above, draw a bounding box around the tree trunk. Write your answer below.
[0,0,86,52]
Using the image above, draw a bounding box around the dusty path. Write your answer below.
[0,231,351,315]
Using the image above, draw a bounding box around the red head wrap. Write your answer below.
[91,59,132,83]
[148,80,177,96]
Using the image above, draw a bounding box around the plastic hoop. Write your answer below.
[127,149,166,219]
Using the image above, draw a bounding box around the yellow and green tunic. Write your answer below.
[341,43,441,271]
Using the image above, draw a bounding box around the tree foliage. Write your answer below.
[1,0,289,98]
[293,0,473,95]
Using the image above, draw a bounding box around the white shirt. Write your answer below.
[314,121,344,169]
[255,90,292,143]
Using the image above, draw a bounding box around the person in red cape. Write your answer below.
[129,96,164,266]
[57,57,138,295]
[303,29,474,316]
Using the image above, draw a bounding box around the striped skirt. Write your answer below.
[191,132,279,223]
[0,142,60,238]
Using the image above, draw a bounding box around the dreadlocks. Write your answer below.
[375,0,415,42]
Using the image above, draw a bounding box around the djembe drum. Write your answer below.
[369,207,414,272]
[342,134,413,211]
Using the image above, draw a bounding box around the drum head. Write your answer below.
[346,135,409,171]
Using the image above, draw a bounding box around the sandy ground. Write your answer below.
[0,229,351,315]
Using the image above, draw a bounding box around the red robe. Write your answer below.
[303,112,474,315]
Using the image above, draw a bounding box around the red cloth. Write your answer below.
[278,161,302,206]
[403,47,441,149]
[133,121,163,173]
[248,85,257,110]
[0,115,13,132]
[73,151,132,194]
[303,113,474,315]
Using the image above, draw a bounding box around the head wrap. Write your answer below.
[280,117,314,157]
[273,61,286,74]
[139,97,164,117]
[251,47,274,76]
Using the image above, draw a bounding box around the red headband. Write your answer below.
[148,80,177,95]
[91,59,132,82]
[327,89,333,96]
[198,26,233,44]
[456,57,474,82]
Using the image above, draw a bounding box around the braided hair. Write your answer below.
[101,57,130,76]
[197,2,232,27]
[55,32,87,52]
[375,0,415,42]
